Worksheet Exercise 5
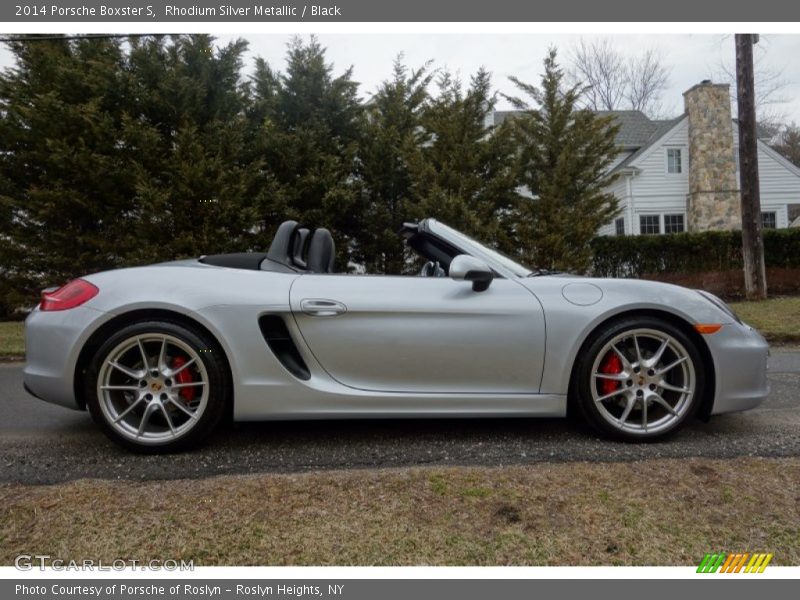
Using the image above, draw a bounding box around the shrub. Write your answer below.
[590,228,800,278]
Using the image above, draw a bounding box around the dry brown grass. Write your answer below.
[1,457,798,566]
[730,296,800,343]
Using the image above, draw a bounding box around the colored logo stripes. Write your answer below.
[697,552,773,573]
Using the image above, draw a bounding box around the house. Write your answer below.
[493,81,800,235]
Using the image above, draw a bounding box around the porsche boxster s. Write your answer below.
[23,219,769,452]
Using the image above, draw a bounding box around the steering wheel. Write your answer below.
[420,261,446,277]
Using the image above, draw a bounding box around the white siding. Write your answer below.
[736,129,800,229]
[628,118,689,215]
[599,171,632,236]
[602,117,800,234]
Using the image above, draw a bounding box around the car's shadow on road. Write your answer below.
[202,413,752,462]
[217,416,582,445]
[2,408,793,485]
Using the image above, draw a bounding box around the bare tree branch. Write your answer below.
[569,39,625,112]
[567,38,670,118]
[624,48,670,116]
[716,35,792,129]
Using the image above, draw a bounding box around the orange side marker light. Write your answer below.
[694,324,723,335]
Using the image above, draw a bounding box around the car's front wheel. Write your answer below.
[85,320,229,453]
[574,317,705,441]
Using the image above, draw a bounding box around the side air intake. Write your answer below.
[258,315,311,381]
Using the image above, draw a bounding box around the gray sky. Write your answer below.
[2,33,800,122]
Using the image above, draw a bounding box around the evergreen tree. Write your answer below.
[0,35,135,312]
[243,55,282,247]
[414,68,521,257]
[250,36,363,267]
[355,57,433,273]
[123,35,260,263]
[0,34,259,314]
[504,49,620,272]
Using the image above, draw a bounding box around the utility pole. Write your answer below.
[735,33,767,300]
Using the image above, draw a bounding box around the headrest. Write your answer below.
[266,220,300,267]
[306,228,335,273]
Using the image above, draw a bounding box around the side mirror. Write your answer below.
[449,255,494,292]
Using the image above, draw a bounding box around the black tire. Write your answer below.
[85,320,230,453]
[572,316,705,442]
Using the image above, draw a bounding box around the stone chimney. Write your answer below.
[683,81,741,231]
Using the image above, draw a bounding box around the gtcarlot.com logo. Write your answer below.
[697,552,773,573]
[14,554,194,571]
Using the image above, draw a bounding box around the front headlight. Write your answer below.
[696,290,742,324]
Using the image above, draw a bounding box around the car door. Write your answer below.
[289,274,545,394]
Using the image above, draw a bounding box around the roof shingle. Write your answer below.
[492,109,671,149]
[492,109,688,172]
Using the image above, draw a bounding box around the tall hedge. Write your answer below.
[590,228,800,278]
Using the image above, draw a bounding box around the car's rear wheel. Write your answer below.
[574,317,704,441]
[85,321,229,453]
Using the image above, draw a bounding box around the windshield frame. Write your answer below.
[424,220,533,278]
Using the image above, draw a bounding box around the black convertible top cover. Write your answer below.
[199,252,268,270]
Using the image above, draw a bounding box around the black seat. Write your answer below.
[201,221,330,273]
[306,228,335,273]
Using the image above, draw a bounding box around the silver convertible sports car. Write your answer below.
[24,219,769,452]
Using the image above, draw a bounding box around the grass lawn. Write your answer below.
[0,295,798,358]
[1,457,797,566]
[730,296,800,343]
[0,321,24,359]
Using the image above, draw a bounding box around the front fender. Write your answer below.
[519,277,735,395]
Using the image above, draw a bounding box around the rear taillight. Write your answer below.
[40,279,99,311]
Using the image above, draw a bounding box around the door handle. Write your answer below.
[300,298,347,317]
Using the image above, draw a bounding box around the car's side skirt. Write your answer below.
[232,388,566,421]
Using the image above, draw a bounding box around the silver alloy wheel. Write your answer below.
[96,334,209,445]
[590,328,696,435]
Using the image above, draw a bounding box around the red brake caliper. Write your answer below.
[171,356,196,403]
[598,351,623,396]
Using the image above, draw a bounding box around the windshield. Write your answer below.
[429,221,533,277]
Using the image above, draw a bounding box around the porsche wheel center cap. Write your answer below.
[151,382,163,392]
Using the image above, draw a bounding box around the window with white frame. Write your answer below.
[664,214,685,234]
[639,215,660,235]
[615,217,625,236]
[761,211,777,229]
[667,148,682,174]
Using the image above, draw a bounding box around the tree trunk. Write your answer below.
[735,33,768,300]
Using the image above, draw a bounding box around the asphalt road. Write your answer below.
[2,350,799,485]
